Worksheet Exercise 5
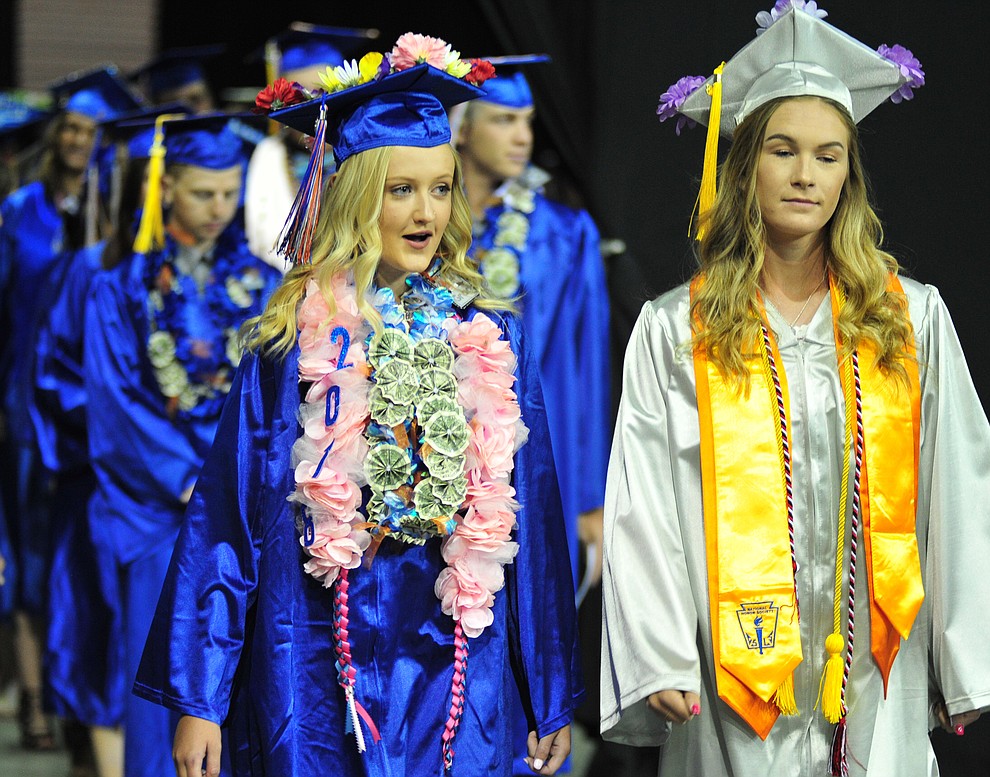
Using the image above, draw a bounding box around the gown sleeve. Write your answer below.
[32,247,97,472]
[84,268,202,505]
[917,287,990,718]
[503,312,585,737]
[133,350,277,723]
[600,301,701,746]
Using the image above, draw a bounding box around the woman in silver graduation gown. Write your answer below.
[600,5,989,776]
[601,278,990,775]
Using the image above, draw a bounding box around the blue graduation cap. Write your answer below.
[158,112,255,169]
[254,22,379,84]
[49,65,146,121]
[475,54,550,108]
[271,63,484,164]
[129,45,225,101]
[0,91,52,139]
[100,103,192,159]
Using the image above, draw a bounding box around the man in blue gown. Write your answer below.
[83,113,281,777]
[454,59,613,777]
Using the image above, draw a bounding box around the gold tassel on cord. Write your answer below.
[132,114,180,253]
[773,673,798,716]
[692,61,725,241]
[818,632,845,724]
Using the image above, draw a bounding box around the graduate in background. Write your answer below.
[0,65,143,756]
[128,45,224,115]
[31,107,184,777]
[83,113,281,777]
[452,55,615,777]
[601,4,989,775]
[134,35,581,776]
[244,22,379,272]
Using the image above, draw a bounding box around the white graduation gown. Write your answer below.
[601,277,990,777]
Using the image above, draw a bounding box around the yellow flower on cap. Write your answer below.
[359,52,384,83]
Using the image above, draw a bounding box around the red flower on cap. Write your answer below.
[465,59,496,86]
[254,78,309,114]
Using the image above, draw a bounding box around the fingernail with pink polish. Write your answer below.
[690,704,701,716]
[955,725,965,736]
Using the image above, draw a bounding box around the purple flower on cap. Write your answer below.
[877,44,925,103]
[756,0,828,35]
[657,75,707,134]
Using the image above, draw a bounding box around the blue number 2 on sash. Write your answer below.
[324,327,351,425]
[330,326,353,369]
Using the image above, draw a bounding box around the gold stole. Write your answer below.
[690,274,923,738]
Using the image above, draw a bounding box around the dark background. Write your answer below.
[149,0,989,406]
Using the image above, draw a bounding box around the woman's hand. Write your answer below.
[524,723,571,774]
[647,689,702,724]
[934,699,982,736]
[173,715,221,777]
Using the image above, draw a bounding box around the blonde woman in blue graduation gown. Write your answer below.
[134,36,582,777]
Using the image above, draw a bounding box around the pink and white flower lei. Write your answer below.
[290,273,528,638]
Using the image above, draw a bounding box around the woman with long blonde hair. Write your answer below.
[602,5,989,776]
[134,36,580,777]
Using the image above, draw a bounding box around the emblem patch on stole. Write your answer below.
[736,601,779,655]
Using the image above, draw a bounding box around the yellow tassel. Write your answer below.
[132,114,178,253]
[773,673,798,715]
[692,62,725,241]
[818,632,845,724]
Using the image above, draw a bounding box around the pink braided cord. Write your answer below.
[441,620,469,771]
[333,569,381,750]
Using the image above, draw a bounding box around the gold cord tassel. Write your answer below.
[773,673,798,715]
[819,632,845,724]
[133,114,182,253]
[693,61,725,241]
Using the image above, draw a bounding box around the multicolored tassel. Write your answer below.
[276,97,328,265]
[333,568,380,753]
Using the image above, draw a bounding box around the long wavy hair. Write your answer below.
[244,143,511,358]
[37,112,100,251]
[690,95,913,384]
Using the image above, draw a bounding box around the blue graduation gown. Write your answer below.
[1,181,65,429]
[0,180,65,613]
[477,192,611,582]
[31,241,126,724]
[134,310,583,776]
[84,236,281,775]
[32,242,103,472]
